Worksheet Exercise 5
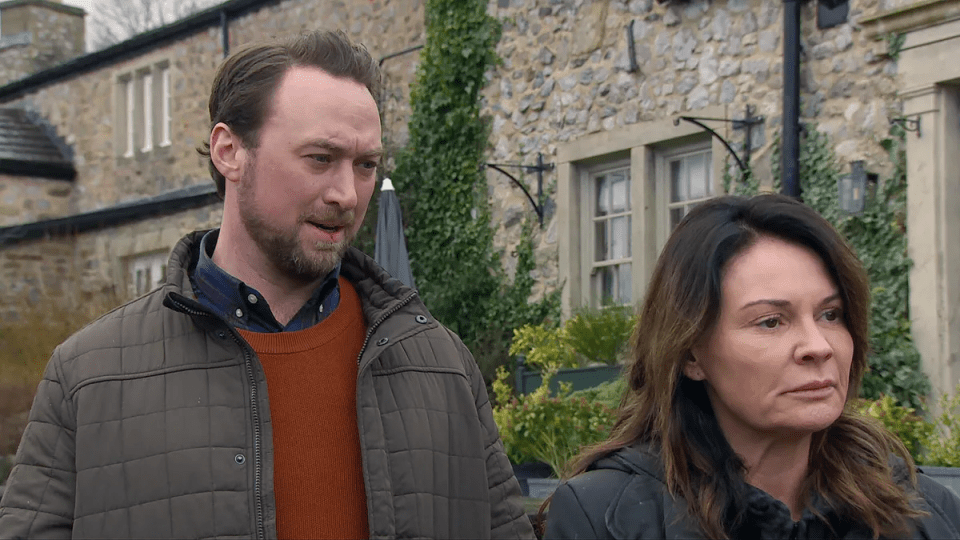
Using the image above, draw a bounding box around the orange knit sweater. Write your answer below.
[238,277,369,539]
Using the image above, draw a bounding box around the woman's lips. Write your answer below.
[786,380,835,396]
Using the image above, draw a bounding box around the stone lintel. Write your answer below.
[860,0,960,40]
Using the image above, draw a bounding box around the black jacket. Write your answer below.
[544,445,960,539]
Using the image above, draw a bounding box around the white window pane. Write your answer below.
[670,159,685,203]
[595,176,610,216]
[160,67,171,146]
[688,153,708,199]
[142,73,153,151]
[610,175,629,213]
[125,81,134,156]
[610,216,630,259]
[618,263,632,305]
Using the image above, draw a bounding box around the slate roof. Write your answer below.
[0,107,74,180]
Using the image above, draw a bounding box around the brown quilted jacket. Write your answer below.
[0,231,535,540]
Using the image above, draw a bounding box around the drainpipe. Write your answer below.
[221,10,229,58]
[782,0,802,198]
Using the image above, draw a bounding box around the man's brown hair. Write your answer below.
[198,30,381,197]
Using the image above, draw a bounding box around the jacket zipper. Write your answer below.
[240,342,266,540]
[355,291,419,367]
[168,295,266,540]
[353,290,419,536]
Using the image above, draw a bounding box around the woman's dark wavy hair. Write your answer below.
[197,29,381,198]
[554,194,922,539]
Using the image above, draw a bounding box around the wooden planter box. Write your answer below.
[526,477,561,499]
[512,461,552,497]
[514,362,622,395]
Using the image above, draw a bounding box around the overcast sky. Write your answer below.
[61,0,224,50]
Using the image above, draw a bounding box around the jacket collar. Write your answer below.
[163,231,431,365]
[590,444,884,540]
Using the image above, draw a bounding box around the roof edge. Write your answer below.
[0,184,221,246]
[0,0,85,17]
[0,158,75,180]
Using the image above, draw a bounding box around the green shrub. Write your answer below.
[509,306,636,372]
[563,306,636,366]
[854,389,960,467]
[921,391,960,467]
[571,376,627,412]
[855,395,932,462]
[492,365,616,476]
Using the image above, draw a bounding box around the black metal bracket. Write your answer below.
[673,105,764,173]
[482,152,554,227]
[890,115,921,137]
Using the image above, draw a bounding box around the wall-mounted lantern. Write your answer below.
[838,160,878,214]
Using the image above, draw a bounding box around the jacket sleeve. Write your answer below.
[0,347,76,539]
[542,482,608,539]
[916,473,960,539]
[455,331,537,540]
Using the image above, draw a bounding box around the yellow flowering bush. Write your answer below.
[855,390,960,467]
[493,365,616,477]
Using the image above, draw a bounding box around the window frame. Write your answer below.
[115,59,173,158]
[127,250,168,296]
[579,159,633,308]
[556,106,727,317]
[655,140,715,251]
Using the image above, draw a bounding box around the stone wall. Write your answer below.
[0,174,71,226]
[482,0,902,304]
[0,203,223,321]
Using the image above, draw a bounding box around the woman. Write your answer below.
[543,194,960,539]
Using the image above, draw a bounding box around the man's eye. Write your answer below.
[311,155,332,164]
[359,160,378,170]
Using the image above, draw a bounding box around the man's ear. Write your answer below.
[683,349,707,381]
[209,123,248,184]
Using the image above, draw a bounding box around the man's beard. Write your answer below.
[237,167,355,283]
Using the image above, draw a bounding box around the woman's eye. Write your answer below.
[822,308,842,322]
[759,317,780,329]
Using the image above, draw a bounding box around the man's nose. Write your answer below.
[322,162,358,209]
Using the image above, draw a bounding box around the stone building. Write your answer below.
[0,0,957,397]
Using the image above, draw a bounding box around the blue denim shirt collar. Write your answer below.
[190,229,341,332]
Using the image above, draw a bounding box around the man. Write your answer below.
[0,30,535,539]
